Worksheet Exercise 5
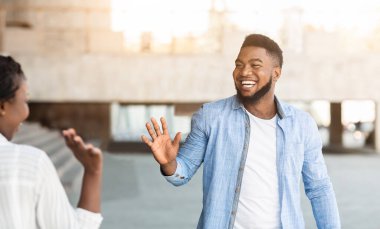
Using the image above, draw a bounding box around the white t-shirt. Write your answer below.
[234,111,280,229]
[0,133,103,229]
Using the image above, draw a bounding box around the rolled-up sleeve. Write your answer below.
[164,106,208,186]
[164,159,187,186]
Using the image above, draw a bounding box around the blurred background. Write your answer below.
[1,0,380,228]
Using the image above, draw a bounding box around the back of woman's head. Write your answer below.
[0,56,26,102]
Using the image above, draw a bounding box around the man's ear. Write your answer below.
[273,67,281,82]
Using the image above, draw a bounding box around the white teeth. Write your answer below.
[241,81,256,85]
[243,85,254,88]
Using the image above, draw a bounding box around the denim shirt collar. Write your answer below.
[231,94,287,119]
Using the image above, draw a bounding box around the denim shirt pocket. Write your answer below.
[283,141,304,175]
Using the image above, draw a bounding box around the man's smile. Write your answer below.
[241,80,256,88]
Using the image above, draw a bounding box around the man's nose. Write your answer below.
[241,66,252,76]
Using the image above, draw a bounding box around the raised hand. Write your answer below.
[141,117,181,166]
[62,128,102,175]
[62,128,103,213]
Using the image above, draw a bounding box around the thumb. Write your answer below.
[173,132,182,146]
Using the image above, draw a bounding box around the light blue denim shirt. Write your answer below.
[165,95,340,229]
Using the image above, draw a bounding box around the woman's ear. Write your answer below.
[0,102,6,116]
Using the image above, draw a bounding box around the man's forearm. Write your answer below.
[307,179,340,228]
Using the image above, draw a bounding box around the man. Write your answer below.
[142,34,340,229]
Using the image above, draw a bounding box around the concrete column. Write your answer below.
[329,102,343,146]
[375,101,380,152]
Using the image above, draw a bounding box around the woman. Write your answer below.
[0,56,103,228]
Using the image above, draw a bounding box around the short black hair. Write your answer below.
[0,56,26,102]
[241,34,283,67]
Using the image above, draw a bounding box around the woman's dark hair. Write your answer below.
[0,56,26,102]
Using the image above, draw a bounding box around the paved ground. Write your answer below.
[69,152,380,229]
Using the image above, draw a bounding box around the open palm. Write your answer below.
[141,117,181,165]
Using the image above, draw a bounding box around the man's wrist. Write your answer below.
[160,160,177,176]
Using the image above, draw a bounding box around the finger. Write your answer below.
[85,143,94,151]
[66,128,76,140]
[63,135,74,147]
[146,122,157,140]
[62,130,70,141]
[89,147,102,156]
[84,144,97,155]
[160,117,169,135]
[63,130,75,147]
[73,136,87,152]
[63,132,72,143]
[151,118,162,136]
[173,132,182,146]
[70,128,77,135]
[141,135,153,147]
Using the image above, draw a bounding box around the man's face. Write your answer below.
[233,46,280,104]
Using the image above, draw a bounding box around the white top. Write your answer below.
[0,134,103,229]
[234,112,280,229]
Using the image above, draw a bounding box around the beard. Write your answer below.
[236,75,273,105]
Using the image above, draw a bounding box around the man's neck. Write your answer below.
[243,94,277,120]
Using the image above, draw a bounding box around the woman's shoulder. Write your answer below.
[0,143,53,187]
[16,144,48,160]
[4,143,51,170]
[0,142,45,158]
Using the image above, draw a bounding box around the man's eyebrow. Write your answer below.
[248,58,263,63]
[235,58,263,63]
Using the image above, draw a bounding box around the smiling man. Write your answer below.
[142,34,340,229]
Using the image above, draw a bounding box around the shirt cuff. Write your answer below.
[163,159,186,183]
[76,208,103,229]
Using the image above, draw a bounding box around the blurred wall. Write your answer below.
[1,1,379,102]
[1,0,380,149]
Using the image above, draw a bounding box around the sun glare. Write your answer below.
[111,0,380,52]
[112,0,210,44]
